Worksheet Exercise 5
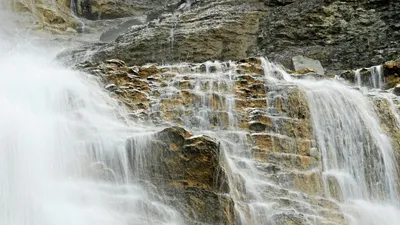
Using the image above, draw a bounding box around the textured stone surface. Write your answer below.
[11,0,81,31]
[259,0,400,70]
[292,55,324,75]
[126,126,236,224]
[78,58,347,225]
[61,0,400,71]
[63,0,266,65]
[72,0,180,20]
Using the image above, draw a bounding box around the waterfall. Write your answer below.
[264,67,400,224]
[298,80,400,224]
[2,0,400,224]
[70,0,77,15]
[0,5,182,225]
[353,66,385,90]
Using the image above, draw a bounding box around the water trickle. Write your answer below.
[355,68,362,88]
[70,0,77,15]
[353,65,385,90]
[371,65,384,89]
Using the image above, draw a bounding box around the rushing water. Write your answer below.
[1,0,400,224]
[0,4,183,225]
[261,58,400,225]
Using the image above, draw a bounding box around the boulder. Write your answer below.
[126,126,235,224]
[393,84,400,96]
[292,55,324,75]
[384,58,400,89]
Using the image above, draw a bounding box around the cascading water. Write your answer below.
[261,58,400,225]
[354,66,385,90]
[2,0,400,223]
[0,4,182,225]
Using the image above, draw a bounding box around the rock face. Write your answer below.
[80,58,349,225]
[292,55,324,75]
[10,0,81,31]
[65,0,266,65]
[72,0,180,20]
[63,0,400,71]
[384,58,400,89]
[126,126,235,224]
[338,58,400,90]
[259,0,400,70]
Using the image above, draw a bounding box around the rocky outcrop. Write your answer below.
[126,126,235,225]
[65,0,266,65]
[62,0,400,71]
[384,58,400,89]
[72,0,180,20]
[338,58,400,90]
[372,96,400,187]
[79,58,347,225]
[11,0,81,31]
[259,0,400,70]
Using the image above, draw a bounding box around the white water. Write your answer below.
[354,65,385,90]
[2,1,400,223]
[261,58,400,225]
[0,4,182,225]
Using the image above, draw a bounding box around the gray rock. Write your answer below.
[62,0,400,71]
[73,0,180,20]
[104,83,117,91]
[393,84,400,96]
[63,0,266,65]
[258,0,400,70]
[292,55,324,74]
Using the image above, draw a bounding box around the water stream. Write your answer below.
[1,1,400,225]
[0,3,182,225]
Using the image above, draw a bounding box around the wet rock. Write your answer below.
[13,0,80,31]
[372,97,400,185]
[393,84,400,96]
[76,60,154,113]
[73,0,180,20]
[127,126,235,224]
[104,83,117,91]
[287,88,310,120]
[384,59,400,88]
[292,55,324,75]
[67,1,266,65]
[340,70,356,81]
[76,58,350,225]
[169,188,236,225]
[249,121,267,132]
[259,0,400,70]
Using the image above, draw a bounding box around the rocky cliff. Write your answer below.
[76,58,400,225]
[9,0,400,224]
[57,0,400,72]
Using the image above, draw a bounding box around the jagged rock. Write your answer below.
[259,0,400,70]
[59,0,400,71]
[249,121,267,132]
[12,0,80,31]
[393,84,400,96]
[72,0,180,20]
[340,70,355,81]
[65,0,266,65]
[75,58,352,225]
[126,126,235,224]
[384,59,400,88]
[292,55,324,75]
[372,97,400,184]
